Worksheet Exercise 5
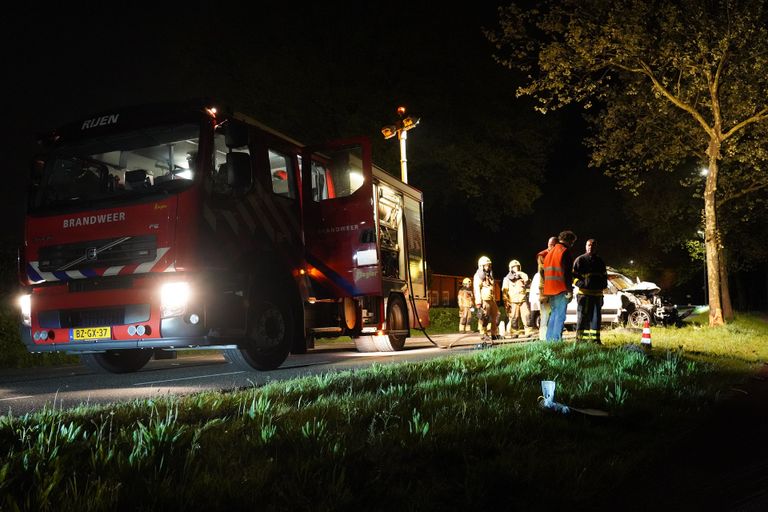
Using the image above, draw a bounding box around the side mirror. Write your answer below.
[225,121,249,149]
[226,152,251,188]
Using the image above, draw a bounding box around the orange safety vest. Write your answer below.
[542,243,568,296]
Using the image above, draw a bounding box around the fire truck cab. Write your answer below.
[18,100,429,373]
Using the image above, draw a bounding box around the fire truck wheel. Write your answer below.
[382,296,408,351]
[224,299,292,371]
[342,297,362,337]
[80,349,153,374]
[353,296,407,353]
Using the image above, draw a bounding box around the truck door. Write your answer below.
[301,139,381,298]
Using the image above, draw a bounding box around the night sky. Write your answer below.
[5,3,674,296]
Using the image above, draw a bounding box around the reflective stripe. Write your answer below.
[27,248,175,283]
[576,329,599,341]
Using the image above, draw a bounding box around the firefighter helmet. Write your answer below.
[462,277,471,286]
[478,256,491,268]
[508,259,521,270]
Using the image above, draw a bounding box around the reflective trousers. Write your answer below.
[459,307,473,328]
[576,294,603,343]
[506,301,530,332]
[479,300,500,336]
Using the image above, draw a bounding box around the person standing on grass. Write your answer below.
[534,236,558,341]
[474,256,500,341]
[542,230,577,342]
[502,259,532,337]
[572,238,608,344]
[457,277,475,333]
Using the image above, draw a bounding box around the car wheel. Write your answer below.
[628,308,652,328]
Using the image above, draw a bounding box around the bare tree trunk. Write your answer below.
[705,150,724,326]
[719,249,734,321]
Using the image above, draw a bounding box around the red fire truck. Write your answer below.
[18,100,429,373]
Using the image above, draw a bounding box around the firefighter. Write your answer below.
[474,256,500,341]
[572,238,608,343]
[502,259,532,337]
[542,231,577,342]
[457,277,474,332]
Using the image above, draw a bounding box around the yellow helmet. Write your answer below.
[462,277,471,286]
[509,259,521,270]
[478,256,491,268]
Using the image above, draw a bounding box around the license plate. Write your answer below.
[71,326,112,340]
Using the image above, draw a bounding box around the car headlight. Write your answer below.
[18,294,31,327]
[160,282,191,318]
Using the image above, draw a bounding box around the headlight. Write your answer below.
[160,282,191,318]
[18,294,31,327]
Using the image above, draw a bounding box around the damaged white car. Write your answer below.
[562,268,690,328]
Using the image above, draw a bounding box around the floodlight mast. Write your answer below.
[380,106,420,184]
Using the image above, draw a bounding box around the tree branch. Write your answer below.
[718,180,768,207]
[637,60,714,138]
[712,47,728,99]
[722,107,768,140]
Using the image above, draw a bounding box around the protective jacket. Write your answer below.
[473,268,495,303]
[457,287,474,309]
[542,243,573,296]
[572,253,607,296]
[502,270,529,304]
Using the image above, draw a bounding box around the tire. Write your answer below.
[385,296,408,351]
[352,295,408,353]
[80,349,153,374]
[224,298,293,371]
[342,297,362,337]
[627,308,652,329]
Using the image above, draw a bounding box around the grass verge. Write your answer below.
[2,314,766,510]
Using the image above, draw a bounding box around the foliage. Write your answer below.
[0,302,78,369]
[0,239,78,369]
[2,319,766,510]
[485,0,768,324]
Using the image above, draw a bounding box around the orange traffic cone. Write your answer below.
[641,320,652,350]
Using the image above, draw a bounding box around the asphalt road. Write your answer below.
[0,332,513,416]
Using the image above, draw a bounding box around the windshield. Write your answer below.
[31,124,200,212]
[609,272,635,291]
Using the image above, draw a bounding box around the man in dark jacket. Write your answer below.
[572,239,608,343]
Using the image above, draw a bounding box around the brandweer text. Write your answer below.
[63,212,126,228]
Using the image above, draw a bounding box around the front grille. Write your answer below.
[38,235,157,272]
[69,275,134,293]
[39,304,150,328]
[60,308,124,328]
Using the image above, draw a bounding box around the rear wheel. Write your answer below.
[628,308,653,329]
[80,349,153,374]
[353,295,408,353]
[386,296,408,350]
[342,297,362,337]
[224,298,293,371]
